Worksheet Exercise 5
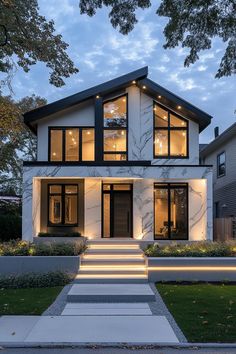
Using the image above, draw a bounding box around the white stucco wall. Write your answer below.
[37,99,95,160]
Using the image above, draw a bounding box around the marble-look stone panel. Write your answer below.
[84,179,101,239]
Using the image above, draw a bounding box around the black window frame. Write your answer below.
[154,183,189,240]
[103,93,128,161]
[48,184,79,227]
[217,151,226,178]
[153,101,189,159]
[48,126,95,162]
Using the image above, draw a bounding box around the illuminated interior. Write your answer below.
[82,129,95,161]
[66,129,79,161]
[50,130,63,161]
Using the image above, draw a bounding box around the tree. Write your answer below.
[0,94,46,194]
[0,0,78,88]
[79,0,236,78]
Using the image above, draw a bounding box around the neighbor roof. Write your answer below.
[24,66,212,133]
[200,122,236,157]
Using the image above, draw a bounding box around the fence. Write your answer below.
[214,217,236,241]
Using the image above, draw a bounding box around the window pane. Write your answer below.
[170,188,188,240]
[65,129,79,161]
[104,96,127,127]
[154,130,168,156]
[170,114,187,127]
[154,105,168,127]
[49,195,62,224]
[154,188,169,239]
[50,130,63,161]
[219,153,225,165]
[104,130,126,152]
[49,185,62,194]
[113,184,131,190]
[103,193,110,238]
[65,195,77,224]
[82,129,95,161]
[65,185,78,194]
[104,153,127,161]
[170,130,187,156]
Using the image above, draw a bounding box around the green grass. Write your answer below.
[157,283,236,343]
[0,286,63,315]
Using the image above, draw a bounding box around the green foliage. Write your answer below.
[79,0,236,78]
[38,231,82,237]
[0,239,87,256]
[0,214,21,241]
[0,0,78,88]
[157,283,236,342]
[0,271,72,289]
[145,242,236,257]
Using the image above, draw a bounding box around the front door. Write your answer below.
[102,184,132,238]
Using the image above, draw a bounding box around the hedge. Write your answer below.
[0,214,21,241]
[0,239,87,256]
[145,241,236,257]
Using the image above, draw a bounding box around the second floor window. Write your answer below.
[103,95,127,161]
[154,103,188,158]
[49,127,95,162]
[217,152,225,177]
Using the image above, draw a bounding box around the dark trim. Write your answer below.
[23,161,212,167]
[217,151,226,178]
[24,67,148,125]
[154,183,189,241]
[153,101,189,159]
[47,184,79,227]
[103,93,128,161]
[48,126,95,162]
[101,183,133,238]
[95,97,103,161]
[138,78,212,132]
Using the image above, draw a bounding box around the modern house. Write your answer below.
[200,123,236,219]
[22,67,213,243]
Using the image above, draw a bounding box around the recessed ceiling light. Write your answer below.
[158,95,161,99]
[142,85,146,89]
[96,95,100,99]
[132,80,136,84]
[177,105,182,109]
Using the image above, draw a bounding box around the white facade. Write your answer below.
[22,77,213,242]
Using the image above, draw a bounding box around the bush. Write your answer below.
[0,271,73,289]
[0,239,87,256]
[145,242,236,257]
[38,231,81,237]
[0,214,21,241]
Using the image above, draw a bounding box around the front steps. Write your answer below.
[75,240,148,284]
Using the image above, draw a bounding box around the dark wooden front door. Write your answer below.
[102,184,132,238]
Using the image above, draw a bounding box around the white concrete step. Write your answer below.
[0,315,179,344]
[81,258,146,266]
[62,303,152,316]
[86,249,144,255]
[67,283,155,302]
[74,276,148,284]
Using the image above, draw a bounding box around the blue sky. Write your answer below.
[4,0,236,143]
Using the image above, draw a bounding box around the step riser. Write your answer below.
[79,270,147,275]
[86,250,143,255]
[81,260,145,266]
[67,293,153,302]
[73,278,148,284]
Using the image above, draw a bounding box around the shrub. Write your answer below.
[38,232,81,237]
[0,239,87,256]
[145,242,236,257]
[0,214,21,241]
[0,271,73,289]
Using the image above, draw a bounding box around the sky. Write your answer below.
[3,0,236,143]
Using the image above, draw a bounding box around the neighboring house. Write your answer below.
[200,124,236,218]
[22,67,213,242]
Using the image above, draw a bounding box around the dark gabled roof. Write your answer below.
[24,66,212,133]
[200,122,236,157]
[137,78,212,132]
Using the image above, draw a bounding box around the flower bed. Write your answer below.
[145,241,236,257]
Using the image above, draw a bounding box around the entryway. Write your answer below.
[102,183,132,238]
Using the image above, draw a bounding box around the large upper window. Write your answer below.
[48,185,78,226]
[217,152,225,177]
[103,95,127,161]
[154,103,188,158]
[49,127,95,162]
[154,183,188,240]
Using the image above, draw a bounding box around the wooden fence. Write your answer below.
[214,217,236,241]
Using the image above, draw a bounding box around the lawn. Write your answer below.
[157,283,236,343]
[0,287,63,315]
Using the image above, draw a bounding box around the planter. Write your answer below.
[147,257,236,282]
[0,256,80,276]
